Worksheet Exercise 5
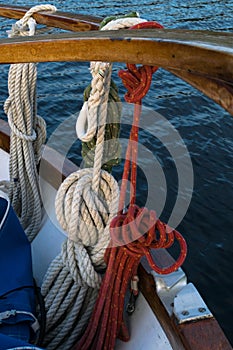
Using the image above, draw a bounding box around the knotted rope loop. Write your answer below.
[118,21,164,103]
[109,204,187,274]
[119,65,157,103]
[7,109,37,141]
[4,61,46,241]
[7,4,57,37]
[55,168,119,261]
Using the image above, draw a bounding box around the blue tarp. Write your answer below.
[0,191,42,349]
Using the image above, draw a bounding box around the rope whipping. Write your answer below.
[40,14,151,350]
[3,4,56,242]
[75,22,187,350]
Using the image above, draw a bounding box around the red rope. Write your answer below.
[74,21,187,350]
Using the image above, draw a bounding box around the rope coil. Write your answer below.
[4,58,46,241]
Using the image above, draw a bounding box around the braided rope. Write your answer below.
[3,5,55,241]
[40,15,149,350]
[4,63,46,241]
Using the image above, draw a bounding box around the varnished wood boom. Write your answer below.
[0,5,232,115]
[0,30,232,115]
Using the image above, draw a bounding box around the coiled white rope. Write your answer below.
[3,4,56,242]
[41,15,148,350]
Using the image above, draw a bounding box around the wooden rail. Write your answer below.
[0,4,101,31]
[0,30,232,115]
[139,253,233,350]
[0,5,232,115]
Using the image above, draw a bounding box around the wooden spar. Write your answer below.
[0,4,101,31]
[0,118,232,349]
[0,5,233,114]
[0,30,232,115]
[0,5,232,114]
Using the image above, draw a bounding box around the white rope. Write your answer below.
[7,4,57,37]
[4,4,56,241]
[41,15,148,350]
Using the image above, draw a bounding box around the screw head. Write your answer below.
[181,310,189,316]
[198,307,206,313]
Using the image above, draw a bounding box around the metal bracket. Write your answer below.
[173,282,213,323]
[151,267,187,316]
[151,269,213,324]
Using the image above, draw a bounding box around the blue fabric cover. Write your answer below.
[0,194,37,346]
[0,333,42,349]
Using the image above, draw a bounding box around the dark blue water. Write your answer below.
[0,0,233,346]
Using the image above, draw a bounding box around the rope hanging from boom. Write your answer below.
[75,21,187,350]
[40,14,153,350]
[3,4,56,241]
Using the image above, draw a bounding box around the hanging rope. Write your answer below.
[81,79,122,173]
[75,21,187,350]
[41,62,119,350]
[41,14,154,350]
[3,4,56,241]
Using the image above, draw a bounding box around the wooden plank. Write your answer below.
[0,30,232,115]
[138,263,186,350]
[169,68,233,115]
[0,119,10,152]
[39,145,78,189]
[176,318,233,350]
[0,4,101,31]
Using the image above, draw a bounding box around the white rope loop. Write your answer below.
[4,62,45,241]
[55,168,119,266]
[7,4,57,37]
[75,17,147,143]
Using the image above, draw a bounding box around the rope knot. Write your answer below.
[110,205,153,248]
[119,64,157,104]
[118,21,164,104]
[6,4,57,37]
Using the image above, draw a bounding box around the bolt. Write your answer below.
[198,307,206,313]
[181,310,189,316]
